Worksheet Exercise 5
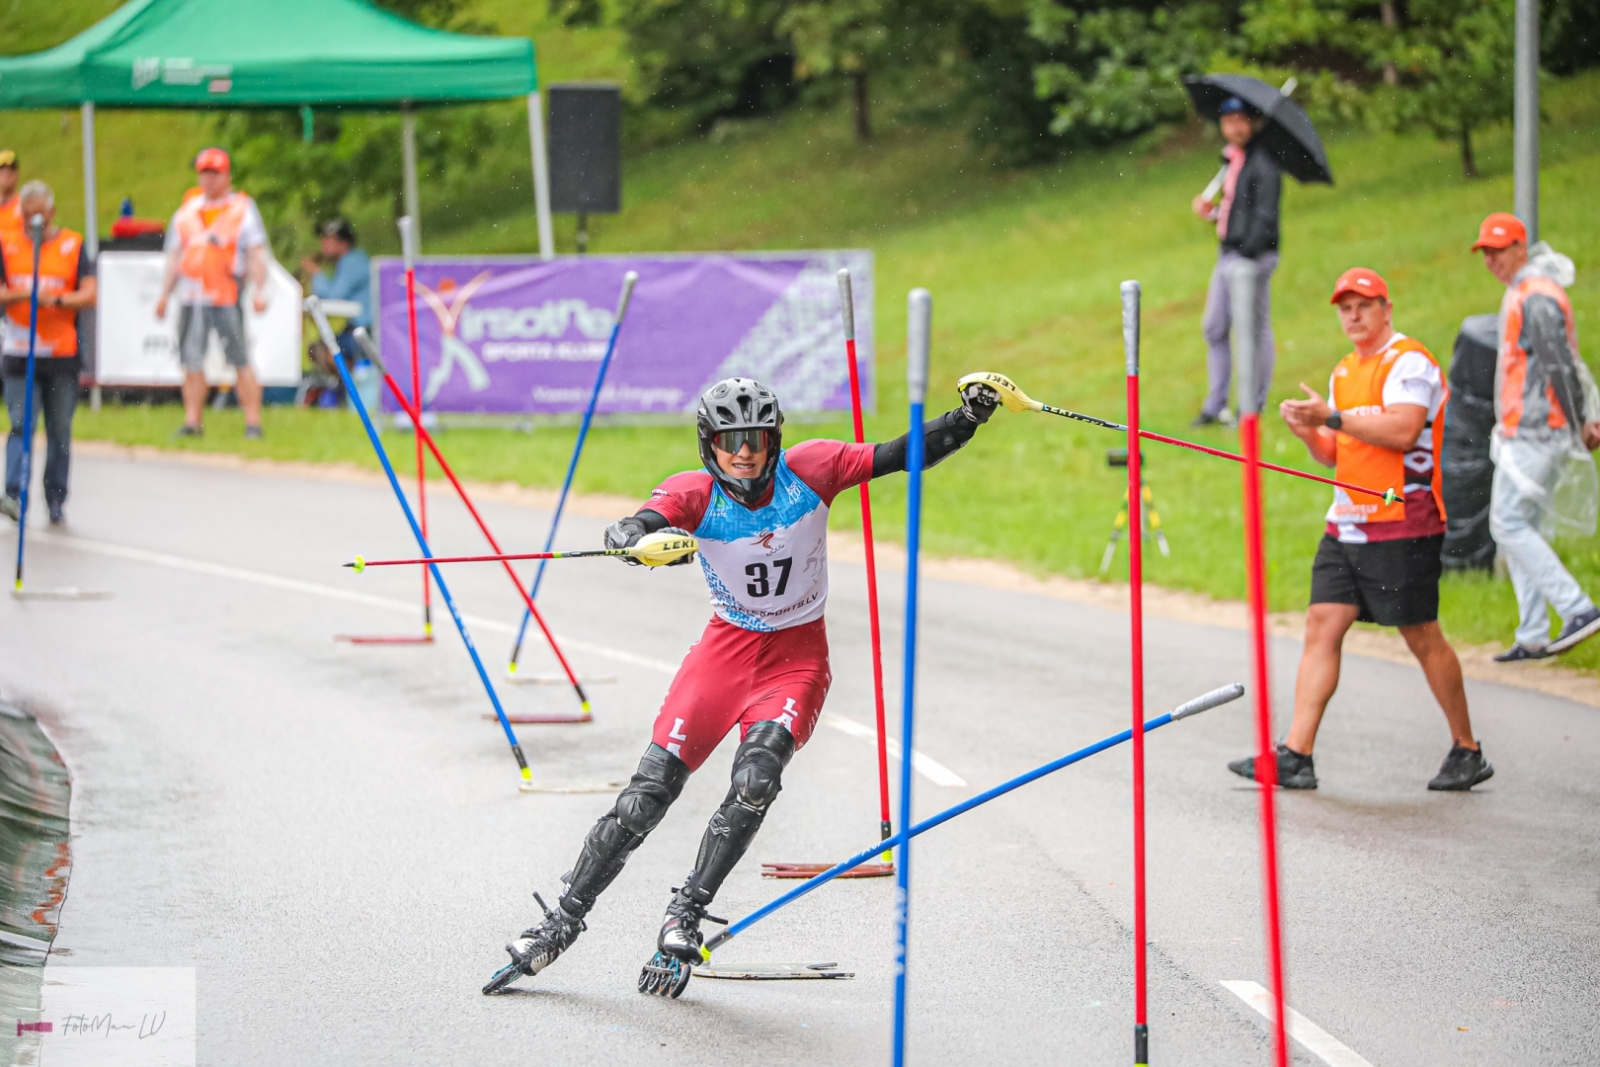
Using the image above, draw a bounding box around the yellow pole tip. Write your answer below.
[1384,488,1399,506]
[699,945,712,963]
[350,555,366,573]
[520,768,533,781]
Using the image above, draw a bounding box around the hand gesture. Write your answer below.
[154,294,169,320]
[959,382,1000,425]
[1583,422,1600,452]
[1191,194,1216,220]
[252,291,269,314]
[1280,382,1333,431]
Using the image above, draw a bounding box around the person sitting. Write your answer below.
[301,218,371,363]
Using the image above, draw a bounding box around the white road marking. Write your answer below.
[37,533,967,785]
[821,713,967,787]
[1221,980,1375,1067]
[34,532,682,673]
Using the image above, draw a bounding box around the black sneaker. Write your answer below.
[47,501,64,526]
[1493,643,1548,663]
[1228,743,1317,790]
[1192,411,1223,427]
[1428,744,1494,791]
[244,424,264,440]
[174,424,203,438]
[1547,607,1600,655]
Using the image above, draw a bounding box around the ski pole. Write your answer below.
[399,216,432,638]
[838,268,893,853]
[507,271,638,674]
[345,532,698,571]
[1121,281,1151,1067]
[12,214,44,593]
[1230,259,1290,1067]
[956,371,1400,505]
[704,683,1245,955]
[352,327,594,719]
[893,288,932,1067]
[309,298,535,790]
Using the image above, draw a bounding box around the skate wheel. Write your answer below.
[668,960,692,999]
[482,961,523,996]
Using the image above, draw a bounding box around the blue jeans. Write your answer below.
[6,370,77,505]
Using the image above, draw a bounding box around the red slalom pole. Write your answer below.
[1121,282,1149,1067]
[378,365,593,721]
[839,269,894,848]
[400,217,433,638]
[1137,430,1392,503]
[1230,259,1289,1067]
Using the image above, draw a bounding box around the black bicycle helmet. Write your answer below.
[696,377,784,506]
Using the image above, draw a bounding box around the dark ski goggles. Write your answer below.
[712,429,772,454]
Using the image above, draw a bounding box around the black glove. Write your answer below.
[605,515,650,565]
[960,382,999,425]
[658,527,697,566]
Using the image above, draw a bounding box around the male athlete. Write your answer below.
[486,375,997,993]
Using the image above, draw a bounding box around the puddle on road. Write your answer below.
[0,702,72,1067]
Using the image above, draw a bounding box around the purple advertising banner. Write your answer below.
[373,251,873,415]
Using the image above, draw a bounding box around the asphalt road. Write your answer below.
[2,449,1597,1066]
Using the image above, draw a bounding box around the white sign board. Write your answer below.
[95,252,302,386]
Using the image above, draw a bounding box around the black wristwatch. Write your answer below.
[1325,410,1343,431]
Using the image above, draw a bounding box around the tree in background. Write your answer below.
[615,0,798,135]
[778,0,895,141]
[1025,0,1223,144]
[1388,0,1515,178]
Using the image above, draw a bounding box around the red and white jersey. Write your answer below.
[646,439,874,632]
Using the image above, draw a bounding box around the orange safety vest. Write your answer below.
[171,190,253,306]
[0,195,20,245]
[1498,274,1581,437]
[2,226,84,358]
[1327,334,1447,526]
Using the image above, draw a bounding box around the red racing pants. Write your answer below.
[651,616,831,771]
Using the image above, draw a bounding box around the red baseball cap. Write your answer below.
[1472,212,1526,251]
[193,147,231,173]
[1330,267,1389,304]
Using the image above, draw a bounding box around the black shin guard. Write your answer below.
[560,745,689,917]
[679,721,796,907]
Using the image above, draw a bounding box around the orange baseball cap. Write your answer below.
[193,147,231,173]
[1472,212,1526,251]
[1330,267,1389,304]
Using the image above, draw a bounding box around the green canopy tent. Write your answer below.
[0,0,554,258]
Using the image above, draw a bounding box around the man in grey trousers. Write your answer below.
[1192,96,1283,426]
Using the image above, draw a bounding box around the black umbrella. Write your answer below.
[1183,73,1333,185]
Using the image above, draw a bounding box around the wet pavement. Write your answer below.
[1,448,1596,1066]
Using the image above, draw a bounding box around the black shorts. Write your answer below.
[1310,533,1443,627]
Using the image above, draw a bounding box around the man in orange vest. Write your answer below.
[154,147,270,438]
[0,181,97,527]
[1475,212,1600,660]
[0,150,20,245]
[1227,268,1491,792]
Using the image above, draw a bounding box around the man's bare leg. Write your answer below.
[181,371,207,430]
[1284,602,1360,755]
[1398,621,1477,750]
[236,366,263,430]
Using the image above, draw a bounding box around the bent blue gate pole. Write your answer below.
[704,683,1244,955]
[12,216,43,591]
[895,289,932,1067]
[507,271,638,673]
[310,300,534,788]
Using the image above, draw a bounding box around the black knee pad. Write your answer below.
[615,744,691,837]
[730,721,795,811]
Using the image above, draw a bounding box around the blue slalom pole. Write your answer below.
[12,214,44,592]
[895,288,932,1067]
[309,300,534,789]
[507,271,638,674]
[704,683,1244,954]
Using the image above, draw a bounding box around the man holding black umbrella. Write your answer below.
[1183,75,1334,428]
[1191,97,1282,426]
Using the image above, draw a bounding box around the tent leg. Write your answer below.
[401,106,421,252]
[81,102,98,258]
[528,91,554,261]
